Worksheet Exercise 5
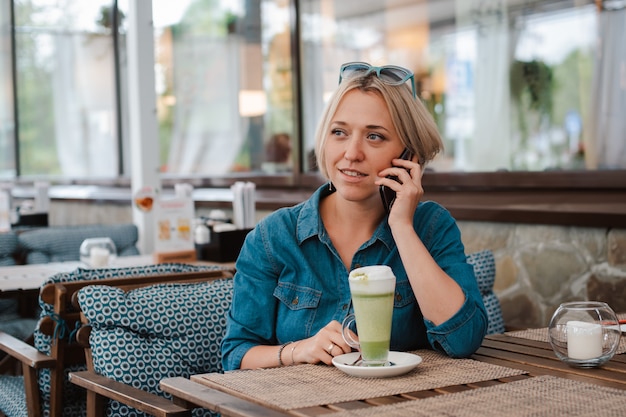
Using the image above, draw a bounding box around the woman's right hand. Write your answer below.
[291,320,353,366]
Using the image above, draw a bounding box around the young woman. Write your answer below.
[222,62,488,371]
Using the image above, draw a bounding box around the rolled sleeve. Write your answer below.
[424,290,488,358]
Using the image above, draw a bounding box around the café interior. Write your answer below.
[1,0,625,416]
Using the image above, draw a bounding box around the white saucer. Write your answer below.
[332,351,422,378]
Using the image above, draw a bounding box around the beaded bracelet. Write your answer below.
[277,341,292,367]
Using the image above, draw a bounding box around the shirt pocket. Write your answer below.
[274,282,322,337]
[393,280,415,308]
[274,282,321,310]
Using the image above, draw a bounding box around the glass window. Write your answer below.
[150,0,296,177]
[13,0,119,178]
[3,0,625,181]
[0,0,15,179]
[299,0,615,172]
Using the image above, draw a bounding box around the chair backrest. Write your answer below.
[17,224,140,264]
[35,263,234,417]
[0,231,18,266]
[1,232,36,341]
[466,250,505,334]
[75,273,235,417]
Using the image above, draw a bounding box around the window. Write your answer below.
[148,0,296,177]
[1,0,625,182]
[299,0,620,173]
[11,0,120,178]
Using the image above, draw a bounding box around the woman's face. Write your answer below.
[324,89,405,207]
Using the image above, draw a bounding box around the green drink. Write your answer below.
[352,292,394,363]
[343,265,396,366]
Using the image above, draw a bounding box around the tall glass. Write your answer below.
[342,265,396,366]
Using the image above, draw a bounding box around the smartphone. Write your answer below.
[379,148,414,213]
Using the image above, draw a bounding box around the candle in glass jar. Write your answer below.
[566,320,603,360]
[90,246,110,267]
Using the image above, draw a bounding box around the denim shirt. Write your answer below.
[222,185,488,371]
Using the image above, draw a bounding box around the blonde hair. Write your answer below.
[313,72,443,179]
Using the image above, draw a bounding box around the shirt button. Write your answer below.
[292,296,299,305]
[354,264,361,269]
[395,293,402,302]
[342,304,348,310]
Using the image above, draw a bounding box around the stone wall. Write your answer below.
[458,222,626,329]
[49,200,626,330]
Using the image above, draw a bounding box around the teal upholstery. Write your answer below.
[1,231,37,341]
[16,224,140,264]
[0,231,17,266]
[0,263,229,417]
[467,250,505,334]
[78,277,233,417]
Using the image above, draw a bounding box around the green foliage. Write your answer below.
[96,5,125,31]
[510,59,554,117]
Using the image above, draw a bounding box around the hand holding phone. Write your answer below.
[379,148,414,213]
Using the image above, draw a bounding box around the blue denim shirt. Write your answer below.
[222,185,488,370]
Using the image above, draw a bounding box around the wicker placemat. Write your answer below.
[196,350,526,410]
[325,375,626,417]
[506,312,626,354]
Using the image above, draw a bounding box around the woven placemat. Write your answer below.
[197,350,526,410]
[506,312,626,354]
[324,375,626,417]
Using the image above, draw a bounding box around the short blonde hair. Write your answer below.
[314,72,443,179]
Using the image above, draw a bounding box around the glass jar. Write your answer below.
[79,237,117,268]
[548,301,621,368]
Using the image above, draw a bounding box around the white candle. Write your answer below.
[567,320,603,360]
[90,247,110,268]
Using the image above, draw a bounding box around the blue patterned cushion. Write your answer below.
[0,376,27,417]
[0,231,17,266]
[17,224,140,264]
[467,250,505,334]
[78,276,234,417]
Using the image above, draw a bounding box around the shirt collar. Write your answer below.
[296,184,396,251]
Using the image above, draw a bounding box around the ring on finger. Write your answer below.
[326,343,334,355]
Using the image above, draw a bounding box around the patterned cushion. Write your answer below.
[0,231,18,266]
[0,376,27,417]
[467,250,505,334]
[78,277,233,417]
[17,224,140,264]
[0,263,228,417]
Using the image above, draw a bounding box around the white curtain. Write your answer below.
[53,34,118,177]
[166,36,244,175]
[456,0,511,171]
[587,7,626,169]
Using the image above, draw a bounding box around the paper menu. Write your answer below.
[231,181,256,229]
[153,197,195,253]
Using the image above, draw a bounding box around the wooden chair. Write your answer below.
[0,264,233,417]
[69,268,235,417]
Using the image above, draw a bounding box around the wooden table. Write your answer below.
[0,255,235,293]
[0,255,234,317]
[161,332,626,417]
[474,332,626,391]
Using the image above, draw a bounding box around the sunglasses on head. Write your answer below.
[338,62,417,99]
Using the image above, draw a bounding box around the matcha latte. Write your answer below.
[346,265,396,365]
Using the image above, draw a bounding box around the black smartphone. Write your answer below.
[379,148,414,213]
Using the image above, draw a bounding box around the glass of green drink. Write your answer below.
[342,265,396,366]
